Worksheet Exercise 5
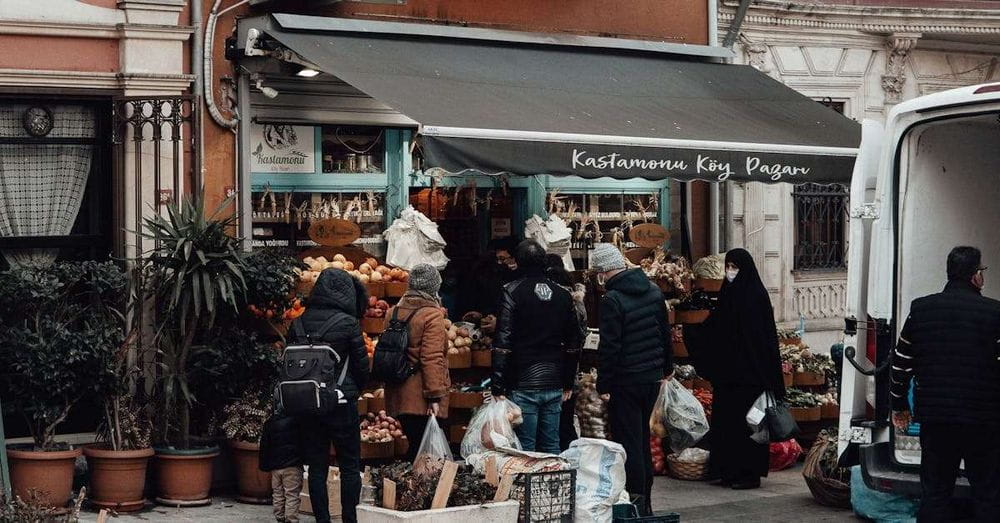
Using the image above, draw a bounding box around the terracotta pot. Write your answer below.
[7,446,82,509]
[83,445,154,512]
[154,446,220,506]
[229,440,271,504]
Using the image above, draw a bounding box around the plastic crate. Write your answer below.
[511,469,576,523]
[612,503,681,523]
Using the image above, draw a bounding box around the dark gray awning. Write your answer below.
[245,14,861,184]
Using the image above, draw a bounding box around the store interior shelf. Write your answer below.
[251,214,385,224]
[252,172,388,192]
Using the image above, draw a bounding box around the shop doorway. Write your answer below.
[409,186,525,317]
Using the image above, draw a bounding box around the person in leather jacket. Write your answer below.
[491,240,582,453]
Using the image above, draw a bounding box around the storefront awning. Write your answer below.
[247,14,861,184]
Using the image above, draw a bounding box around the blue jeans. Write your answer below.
[511,389,563,454]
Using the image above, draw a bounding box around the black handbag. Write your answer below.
[765,393,801,442]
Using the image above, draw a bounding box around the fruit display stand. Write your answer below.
[443,312,495,453]
[779,333,839,451]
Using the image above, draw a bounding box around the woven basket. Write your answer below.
[802,434,851,509]
[666,454,708,481]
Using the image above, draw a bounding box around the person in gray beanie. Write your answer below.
[384,263,451,460]
[592,243,673,515]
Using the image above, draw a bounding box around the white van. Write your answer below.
[838,82,1000,495]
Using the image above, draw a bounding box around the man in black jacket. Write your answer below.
[292,269,370,523]
[492,240,582,454]
[891,246,1000,522]
[592,243,673,516]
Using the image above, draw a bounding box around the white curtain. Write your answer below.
[0,104,94,268]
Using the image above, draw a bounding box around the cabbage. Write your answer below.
[692,254,725,279]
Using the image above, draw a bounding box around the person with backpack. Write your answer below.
[384,264,451,461]
[288,268,370,523]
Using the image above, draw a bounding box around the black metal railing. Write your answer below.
[793,183,848,270]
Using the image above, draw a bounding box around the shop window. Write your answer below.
[793,183,848,271]
[320,126,385,173]
[0,100,112,269]
[250,189,387,256]
[549,192,659,269]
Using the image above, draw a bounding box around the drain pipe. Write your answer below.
[204,0,247,130]
[191,0,205,191]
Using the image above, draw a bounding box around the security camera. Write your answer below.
[255,77,278,99]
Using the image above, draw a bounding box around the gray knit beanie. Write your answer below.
[407,263,442,295]
[590,244,627,273]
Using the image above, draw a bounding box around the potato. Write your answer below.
[448,348,460,355]
[370,271,383,282]
[359,263,373,275]
[331,261,345,270]
[359,274,370,283]
[366,258,379,269]
[376,265,391,276]
[344,261,355,271]
[457,327,470,338]
[316,256,328,265]
[447,330,458,341]
[333,254,347,263]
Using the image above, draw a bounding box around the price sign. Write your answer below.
[308,219,362,247]
[628,223,670,248]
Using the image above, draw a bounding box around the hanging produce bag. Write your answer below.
[524,214,575,271]
[460,397,523,459]
[413,416,453,478]
[651,379,709,453]
[383,206,449,270]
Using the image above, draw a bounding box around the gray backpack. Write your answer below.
[276,317,349,416]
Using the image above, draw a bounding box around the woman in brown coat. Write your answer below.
[385,264,451,460]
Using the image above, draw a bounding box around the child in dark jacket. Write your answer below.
[259,412,303,523]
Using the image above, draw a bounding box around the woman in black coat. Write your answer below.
[687,249,785,490]
[291,269,370,523]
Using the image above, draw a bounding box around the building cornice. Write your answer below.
[720,0,1000,36]
[0,19,193,40]
[0,68,192,91]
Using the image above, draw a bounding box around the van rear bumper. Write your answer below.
[861,442,970,497]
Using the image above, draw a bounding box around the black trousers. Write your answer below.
[300,403,362,523]
[919,423,1000,523]
[608,382,660,513]
[708,384,768,483]
[397,414,429,462]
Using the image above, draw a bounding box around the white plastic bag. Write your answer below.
[560,438,626,523]
[413,416,453,477]
[656,380,709,453]
[383,206,449,270]
[460,398,524,459]
[525,214,575,271]
[747,392,770,444]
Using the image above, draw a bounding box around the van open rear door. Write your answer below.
[838,120,885,460]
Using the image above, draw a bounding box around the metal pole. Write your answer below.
[722,0,751,49]
[237,70,253,250]
[191,0,205,192]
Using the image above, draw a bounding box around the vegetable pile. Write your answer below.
[360,411,402,443]
[444,319,474,356]
[298,255,409,285]
[650,435,667,475]
[361,388,385,402]
[363,333,376,359]
[640,248,693,295]
[576,370,609,438]
[248,298,304,321]
[692,388,713,421]
[370,462,496,511]
[692,254,725,280]
[364,296,391,319]
[785,388,821,408]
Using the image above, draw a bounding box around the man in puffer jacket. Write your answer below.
[492,240,582,454]
[591,243,673,516]
[291,269,369,523]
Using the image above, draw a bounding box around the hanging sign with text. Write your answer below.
[250,123,315,174]
[629,223,670,248]
[308,219,362,247]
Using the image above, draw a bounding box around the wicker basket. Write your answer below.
[802,434,851,509]
[666,454,708,481]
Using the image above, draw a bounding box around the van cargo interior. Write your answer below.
[895,111,1000,464]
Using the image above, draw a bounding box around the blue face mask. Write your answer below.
[726,269,739,282]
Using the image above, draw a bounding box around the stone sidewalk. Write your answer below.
[80,465,856,522]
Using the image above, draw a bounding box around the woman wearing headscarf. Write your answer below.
[686,248,785,490]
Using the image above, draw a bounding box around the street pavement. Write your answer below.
[80,465,857,522]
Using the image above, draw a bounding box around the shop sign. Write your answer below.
[491,218,511,238]
[308,219,361,247]
[250,123,315,173]
[629,223,669,248]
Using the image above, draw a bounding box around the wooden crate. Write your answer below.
[790,406,821,422]
[449,391,484,410]
[385,282,408,298]
[793,372,826,386]
[361,440,395,460]
[448,351,472,369]
[362,317,386,335]
[471,350,491,367]
[366,282,385,299]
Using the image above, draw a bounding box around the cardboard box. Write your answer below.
[299,466,342,518]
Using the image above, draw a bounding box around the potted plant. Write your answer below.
[141,196,248,506]
[221,387,273,504]
[0,261,127,510]
[242,249,305,342]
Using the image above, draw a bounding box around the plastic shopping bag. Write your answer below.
[460,398,524,459]
[655,379,709,453]
[412,416,453,478]
[560,438,626,523]
[768,439,803,472]
[747,392,770,444]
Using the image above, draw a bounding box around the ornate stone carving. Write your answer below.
[881,34,919,105]
[740,35,770,73]
[793,279,847,320]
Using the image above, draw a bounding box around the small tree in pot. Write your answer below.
[0,261,127,509]
[140,196,248,506]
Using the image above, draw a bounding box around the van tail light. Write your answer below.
[865,316,877,419]
[973,84,1000,95]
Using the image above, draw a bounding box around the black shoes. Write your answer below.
[730,480,761,490]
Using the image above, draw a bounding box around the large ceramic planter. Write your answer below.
[7,446,82,509]
[83,445,154,512]
[229,440,271,504]
[154,446,220,506]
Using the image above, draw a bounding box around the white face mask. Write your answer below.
[726,269,739,282]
